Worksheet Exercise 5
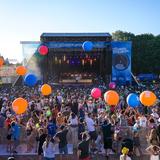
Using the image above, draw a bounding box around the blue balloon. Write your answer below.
[82,41,93,52]
[24,74,37,87]
[127,93,140,108]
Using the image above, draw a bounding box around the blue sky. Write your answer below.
[0,0,160,61]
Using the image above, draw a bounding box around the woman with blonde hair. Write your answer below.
[25,121,34,152]
[120,147,132,160]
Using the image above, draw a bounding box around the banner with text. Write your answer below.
[111,41,132,84]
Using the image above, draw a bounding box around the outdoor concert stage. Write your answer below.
[38,33,112,84]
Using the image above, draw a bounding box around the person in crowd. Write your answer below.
[133,131,141,157]
[148,128,160,146]
[101,119,114,158]
[11,121,20,154]
[37,128,47,160]
[85,113,97,153]
[148,116,156,129]
[55,125,68,160]
[120,147,132,160]
[78,118,86,141]
[95,131,102,153]
[156,120,160,140]
[139,114,147,128]
[0,113,5,143]
[52,106,59,123]
[68,112,78,150]
[113,126,121,154]
[26,120,34,152]
[6,124,12,153]
[118,111,128,127]
[56,112,65,127]
[78,132,90,160]
[151,108,159,125]
[71,99,79,116]
[42,135,56,160]
[133,120,140,132]
[146,145,160,160]
[47,118,57,137]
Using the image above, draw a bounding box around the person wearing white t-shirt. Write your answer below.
[120,154,132,160]
[85,113,95,132]
[139,115,147,128]
[57,93,63,104]
[85,113,97,151]
[42,136,56,160]
[151,109,159,124]
[68,112,78,149]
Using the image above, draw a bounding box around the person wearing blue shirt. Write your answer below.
[47,120,57,137]
[11,121,20,153]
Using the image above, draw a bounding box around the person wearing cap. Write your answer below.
[120,147,132,160]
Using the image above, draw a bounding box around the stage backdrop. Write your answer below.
[111,41,132,84]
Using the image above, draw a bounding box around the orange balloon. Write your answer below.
[104,90,119,106]
[16,66,27,76]
[12,98,28,114]
[140,91,157,106]
[0,57,4,67]
[41,84,52,96]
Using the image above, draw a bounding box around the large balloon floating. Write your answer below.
[127,93,140,108]
[0,57,4,67]
[104,90,119,106]
[41,84,52,96]
[109,82,116,89]
[91,88,101,99]
[38,45,48,56]
[140,91,157,107]
[12,98,28,114]
[16,66,27,76]
[24,74,37,87]
[82,41,93,52]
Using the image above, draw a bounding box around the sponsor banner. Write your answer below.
[111,41,132,83]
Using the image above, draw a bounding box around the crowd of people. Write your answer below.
[0,83,160,160]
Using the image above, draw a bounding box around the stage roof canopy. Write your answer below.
[41,33,112,42]
[41,33,111,37]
